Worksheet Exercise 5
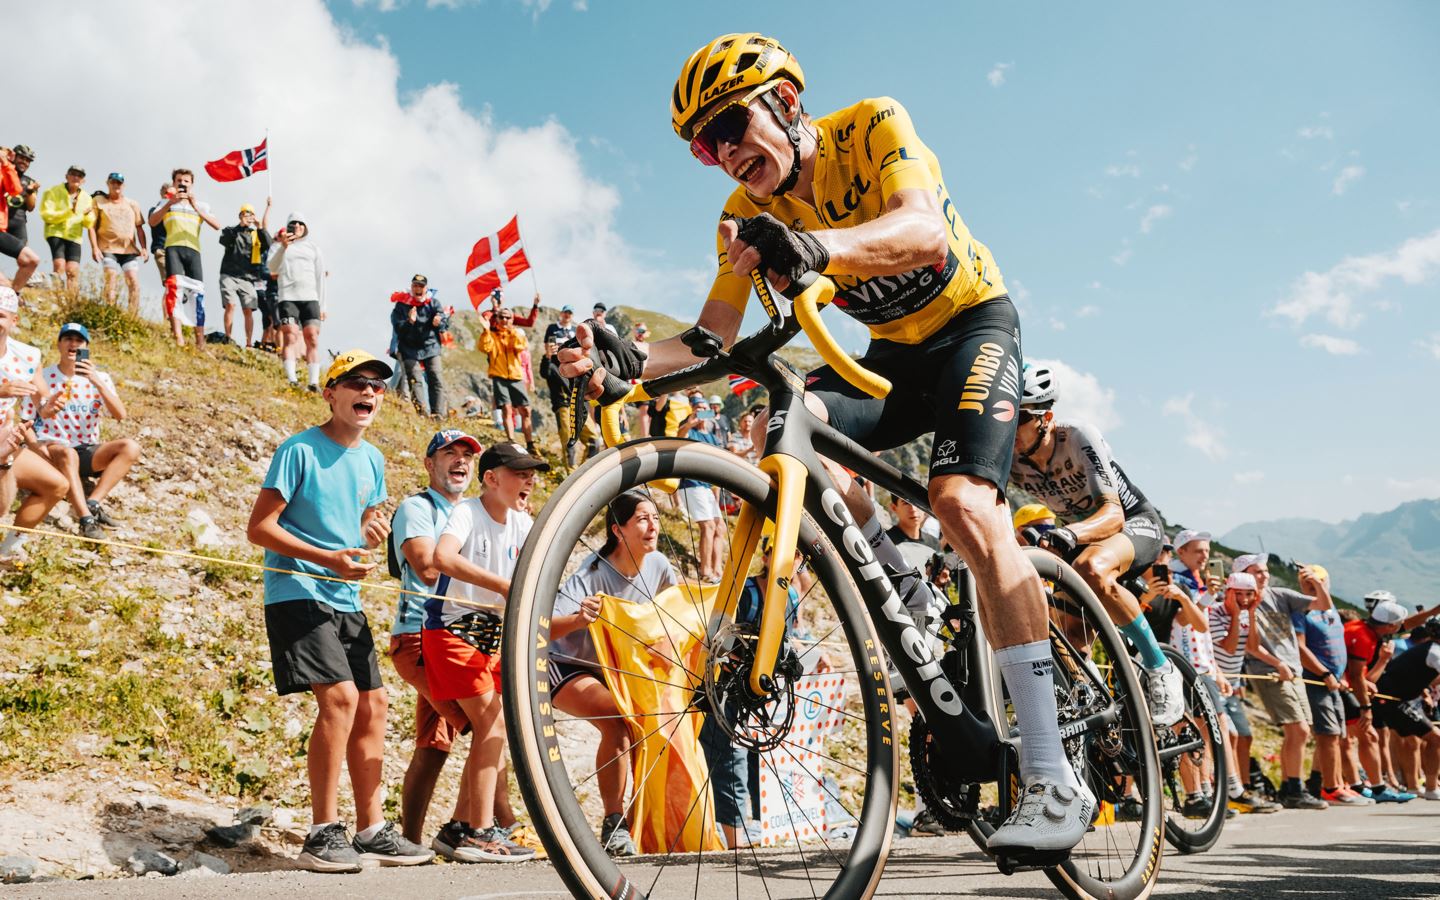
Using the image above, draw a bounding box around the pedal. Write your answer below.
[995,848,1071,875]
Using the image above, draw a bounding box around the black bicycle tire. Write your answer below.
[967,550,1166,900]
[1158,646,1228,854]
[502,438,898,900]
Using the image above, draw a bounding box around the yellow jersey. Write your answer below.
[711,97,1006,345]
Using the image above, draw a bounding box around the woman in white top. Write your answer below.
[266,212,327,391]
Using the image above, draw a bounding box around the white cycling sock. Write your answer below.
[307,362,321,386]
[1228,772,1246,799]
[861,516,910,572]
[284,357,297,382]
[308,821,337,838]
[997,639,1081,790]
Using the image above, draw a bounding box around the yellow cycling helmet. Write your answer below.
[1013,504,1055,530]
[672,33,805,141]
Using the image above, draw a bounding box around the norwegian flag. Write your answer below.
[204,139,268,182]
[465,215,531,308]
[728,374,760,395]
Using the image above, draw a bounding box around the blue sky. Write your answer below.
[332,0,1440,534]
[17,1,1439,535]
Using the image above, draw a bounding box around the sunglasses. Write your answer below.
[332,375,388,392]
[691,100,755,166]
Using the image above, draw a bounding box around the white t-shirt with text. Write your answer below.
[424,497,532,627]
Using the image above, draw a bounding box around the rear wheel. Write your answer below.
[504,439,898,899]
[966,550,1166,900]
[1158,646,1228,854]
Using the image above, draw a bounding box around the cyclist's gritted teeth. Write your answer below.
[733,155,764,185]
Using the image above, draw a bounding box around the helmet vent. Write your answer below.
[734,51,759,73]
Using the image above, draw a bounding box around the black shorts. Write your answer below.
[549,658,602,695]
[1117,508,1165,579]
[165,245,203,281]
[264,599,382,696]
[491,376,529,408]
[0,230,25,259]
[278,300,322,327]
[47,236,81,264]
[805,297,1021,488]
[1374,698,1434,738]
[258,283,279,330]
[75,442,101,480]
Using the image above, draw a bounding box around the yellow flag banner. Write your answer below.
[589,584,725,854]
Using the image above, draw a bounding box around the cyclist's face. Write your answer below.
[614,501,660,555]
[715,89,796,198]
[1012,411,1049,454]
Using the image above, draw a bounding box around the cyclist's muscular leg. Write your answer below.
[1072,536,1141,627]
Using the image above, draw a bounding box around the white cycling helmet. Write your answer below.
[1363,589,1396,612]
[1020,363,1058,409]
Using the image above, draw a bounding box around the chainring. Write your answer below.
[908,716,982,830]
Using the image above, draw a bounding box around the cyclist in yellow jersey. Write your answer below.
[562,33,1092,854]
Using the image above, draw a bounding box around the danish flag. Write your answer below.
[465,215,532,308]
[204,139,268,182]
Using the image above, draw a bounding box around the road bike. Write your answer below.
[502,273,1165,899]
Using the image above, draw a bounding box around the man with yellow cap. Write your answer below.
[247,349,433,872]
[219,198,272,348]
[1011,503,1055,545]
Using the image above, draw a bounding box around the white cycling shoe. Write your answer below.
[1143,660,1185,727]
[987,777,1097,854]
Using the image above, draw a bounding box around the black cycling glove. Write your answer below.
[1038,526,1080,561]
[733,212,830,285]
[577,323,645,405]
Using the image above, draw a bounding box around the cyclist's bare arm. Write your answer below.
[720,188,946,284]
[1066,498,1125,546]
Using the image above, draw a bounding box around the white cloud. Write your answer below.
[1087,281,1102,291]
[1139,204,1172,234]
[1271,229,1440,329]
[1075,304,1100,317]
[1418,333,1440,360]
[1299,333,1361,355]
[1085,186,1104,199]
[12,0,685,362]
[1298,124,1334,140]
[1178,146,1198,172]
[1105,163,1141,178]
[1111,242,1133,266]
[1030,358,1121,431]
[1162,393,1229,461]
[1048,317,1067,331]
[986,62,1012,87]
[1396,199,1412,213]
[1384,476,1440,496]
[1332,164,1365,195]
[1233,471,1265,485]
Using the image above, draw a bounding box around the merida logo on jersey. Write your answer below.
[823,173,871,223]
[957,342,1008,413]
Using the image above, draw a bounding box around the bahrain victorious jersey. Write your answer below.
[712,97,1007,345]
[1009,419,1154,519]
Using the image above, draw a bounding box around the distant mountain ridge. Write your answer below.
[1221,498,1440,606]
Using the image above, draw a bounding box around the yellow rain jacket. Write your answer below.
[39,184,95,243]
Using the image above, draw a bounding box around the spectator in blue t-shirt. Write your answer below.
[1297,564,1360,803]
[388,429,481,844]
[678,392,725,581]
[247,349,432,872]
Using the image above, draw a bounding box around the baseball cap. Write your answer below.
[239,203,256,215]
[1172,529,1211,550]
[708,395,722,406]
[691,394,710,407]
[1225,572,1257,591]
[411,273,428,285]
[0,287,18,314]
[560,305,574,313]
[593,302,607,312]
[67,164,86,177]
[1370,600,1406,625]
[58,322,90,342]
[1299,562,1329,583]
[11,144,34,160]
[323,349,393,386]
[107,172,124,183]
[478,442,550,475]
[1232,553,1266,574]
[426,429,482,457]
[285,211,306,225]
[1013,503,1055,529]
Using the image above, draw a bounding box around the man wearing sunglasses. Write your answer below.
[561,32,1092,856]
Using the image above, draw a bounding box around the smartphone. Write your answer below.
[1150,563,1171,584]
[285,221,297,236]
[1207,558,1227,582]
[75,348,90,363]
[697,409,715,420]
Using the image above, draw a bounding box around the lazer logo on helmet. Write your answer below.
[701,75,747,104]
[820,488,962,716]
[957,342,1010,413]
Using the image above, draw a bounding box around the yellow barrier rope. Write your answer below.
[0,522,498,609]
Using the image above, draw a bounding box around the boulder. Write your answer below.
[0,856,38,884]
[127,848,179,876]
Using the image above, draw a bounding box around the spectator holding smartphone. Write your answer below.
[246,349,432,872]
[0,146,41,293]
[35,323,141,539]
[148,168,220,350]
[39,165,96,295]
[92,173,149,315]
[0,287,69,562]
[390,274,450,418]
[267,213,327,391]
[219,199,272,348]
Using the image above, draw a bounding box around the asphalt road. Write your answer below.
[10,801,1439,899]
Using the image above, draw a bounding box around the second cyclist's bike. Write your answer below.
[502,274,1166,899]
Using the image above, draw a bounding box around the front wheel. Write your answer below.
[503,438,898,899]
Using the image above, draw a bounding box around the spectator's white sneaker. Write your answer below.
[1422,789,1440,801]
[987,778,1096,854]
[1143,660,1185,727]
